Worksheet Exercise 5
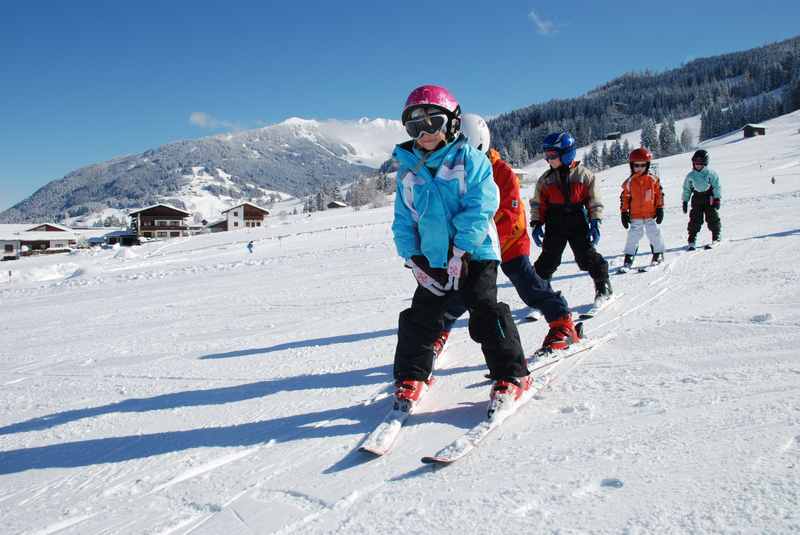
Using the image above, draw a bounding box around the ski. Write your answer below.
[637,261,664,273]
[360,347,448,456]
[422,333,615,465]
[578,292,623,319]
[359,398,418,456]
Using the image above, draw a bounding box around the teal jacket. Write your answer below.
[392,134,501,268]
[682,167,721,202]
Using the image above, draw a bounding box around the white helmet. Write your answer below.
[460,113,491,153]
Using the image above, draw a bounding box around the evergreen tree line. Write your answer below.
[582,117,695,171]
[489,36,800,166]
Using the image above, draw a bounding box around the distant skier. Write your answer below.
[391,85,530,412]
[619,147,666,271]
[529,132,612,304]
[682,149,721,249]
[247,241,254,254]
[435,113,579,357]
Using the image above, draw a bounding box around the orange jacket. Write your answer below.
[620,172,664,219]
[489,149,530,261]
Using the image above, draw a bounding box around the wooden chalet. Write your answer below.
[129,204,191,239]
[743,124,767,138]
[0,223,77,260]
[219,202,270,231]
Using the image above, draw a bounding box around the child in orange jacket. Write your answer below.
[619,147,665,271]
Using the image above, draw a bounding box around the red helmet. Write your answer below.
[629,147,653,163]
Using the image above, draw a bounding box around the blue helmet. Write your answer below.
[542,131,577,166]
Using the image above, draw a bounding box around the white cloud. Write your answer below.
[189,112,236,129]
[528,9,556,35]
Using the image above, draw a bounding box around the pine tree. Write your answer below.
[641,118,660,155]
[601,143,610,170]
[622,139,632,161]
[680,127,694,152]
[659,116,678,156]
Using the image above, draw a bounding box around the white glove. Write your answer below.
[407,257,446,296]
[444,247,468,291]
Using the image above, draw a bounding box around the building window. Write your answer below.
[233,211,238,217]
[170,231,180,237]
[257,222,261,227]
[157,231,168,237]
[233,221,238,227]
[4,244,12,252]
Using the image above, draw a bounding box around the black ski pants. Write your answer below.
[688,190,721,241]
[534,209,609,282]
[394,260,528,382]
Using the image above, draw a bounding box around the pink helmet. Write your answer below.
[401,84,461,124]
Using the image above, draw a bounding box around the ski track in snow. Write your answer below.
[1,110,800,534]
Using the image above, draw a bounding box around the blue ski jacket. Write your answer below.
[682,167,721,202]
[391,135,501,268]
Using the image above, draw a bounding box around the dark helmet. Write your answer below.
[692,149,709,166]
[542,131,577,166]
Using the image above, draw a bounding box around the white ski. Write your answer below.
[359,399,417,456]
[578,292,623,319]
[421,333,615,465]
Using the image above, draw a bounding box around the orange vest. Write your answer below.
[489,149,530,261]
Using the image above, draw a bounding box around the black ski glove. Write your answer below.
[620,211,630,229]
[682,201,688,214]
[655,207,664,224]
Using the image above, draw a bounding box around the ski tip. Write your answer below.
[421,455,454,465]
[359,446,387,457]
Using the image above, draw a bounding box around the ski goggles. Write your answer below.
[631,162,648,169]
[543,150,560,161]
[404,113,449,139]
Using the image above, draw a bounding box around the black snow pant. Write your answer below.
[534,208,609,282]
[688,189,721,242]
[394,260,528,382]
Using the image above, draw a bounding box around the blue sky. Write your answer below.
[1,0,799,212]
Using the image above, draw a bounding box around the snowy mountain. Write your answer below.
[1,109,798,534]
[0,118,407,225]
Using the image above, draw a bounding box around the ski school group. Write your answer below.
[381,84,724,440]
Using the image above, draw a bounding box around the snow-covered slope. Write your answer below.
[1,111,799,534]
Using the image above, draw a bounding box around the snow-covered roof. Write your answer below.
[221,201,270,214]
[1,232,76,241]
[743,123,768,129]
[0,224,76,241]
[128,204,191,216]
[26,222,73,232]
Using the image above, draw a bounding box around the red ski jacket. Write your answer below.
[489,149,530,262]
[529,162,604,223]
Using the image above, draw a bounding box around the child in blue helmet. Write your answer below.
[529,132,612,305]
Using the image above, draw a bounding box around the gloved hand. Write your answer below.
[620,211,630,229]
[711,197,721,209]
[407,255,447,296]
[655,207,664,224]
[531,222,545,247]
[682,201,688,214]
[444,247,470,291]
[589,219,601,245]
